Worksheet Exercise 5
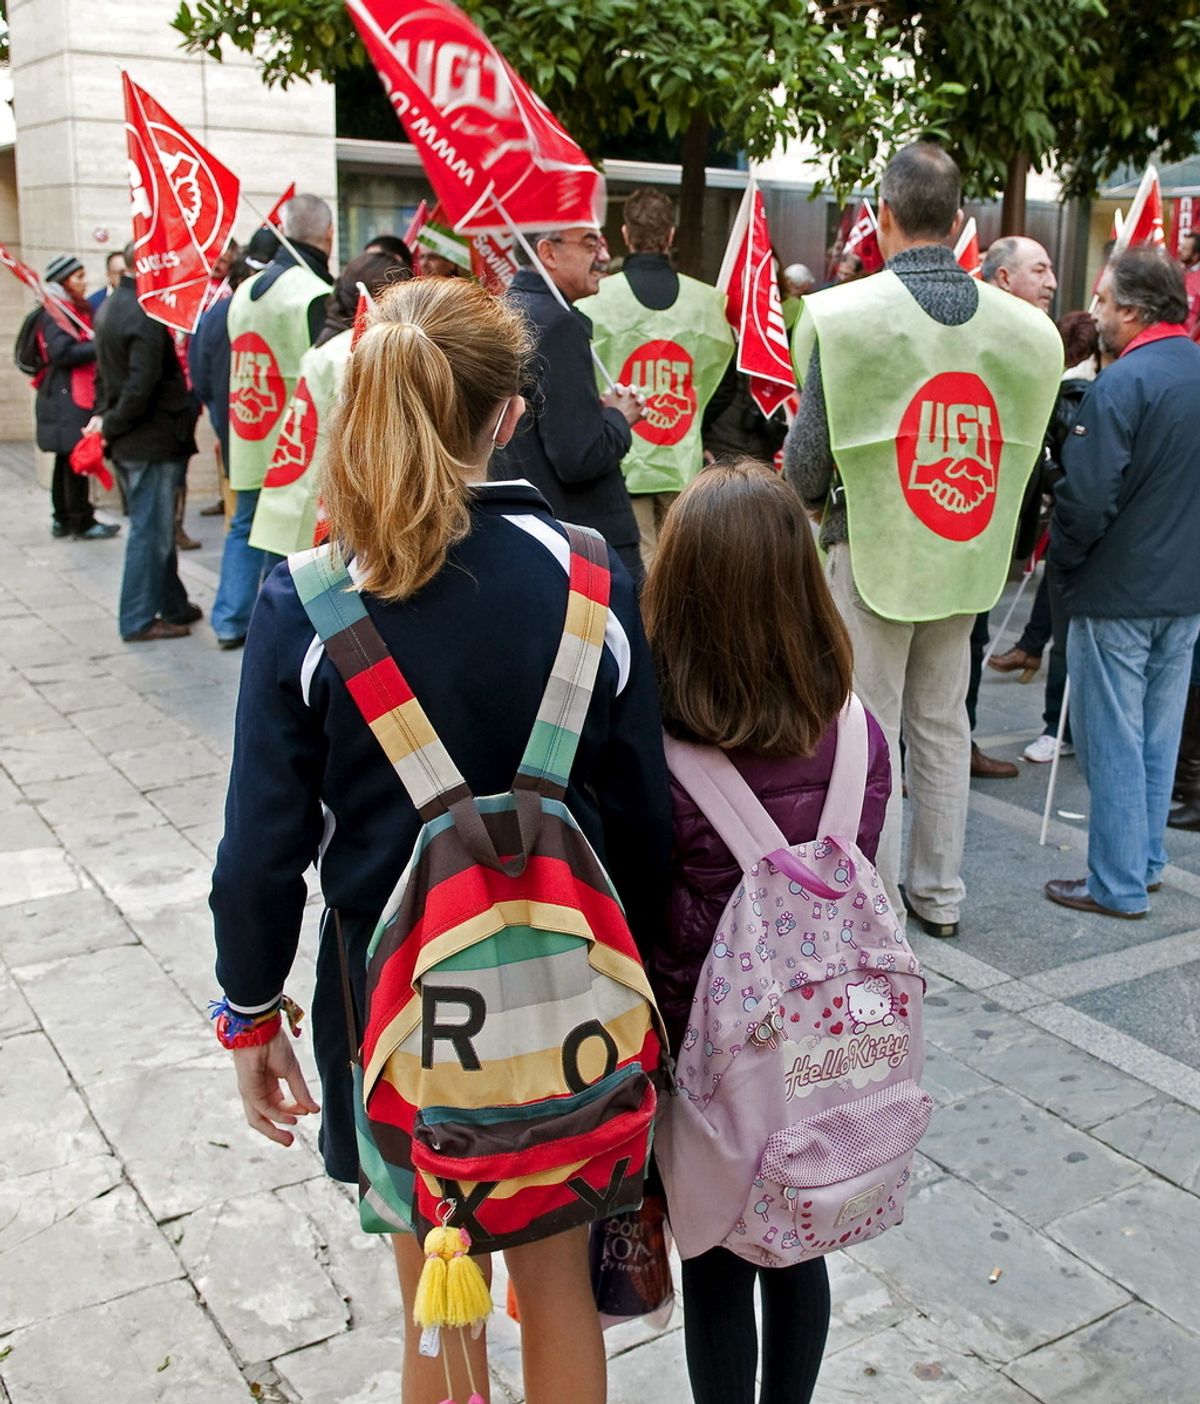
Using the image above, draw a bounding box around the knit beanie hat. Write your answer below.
[45,254,83,285]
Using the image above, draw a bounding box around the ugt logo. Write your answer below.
[896,372,1003,542]
[262,379,319,488]
[620,339,696,448]
[229,332,286,442]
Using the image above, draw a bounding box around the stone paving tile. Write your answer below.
[0,847,86,909]
[33,673,144,715]
[86,1055,322,1222]
[973,1030,1158,1128]
[1005,1301,1200,1404]
[126,901,222,1015]
[0,727,108,784]
[0,965,38,1039]
[0,1279,248,1403]
[0,1032,107,1179]
[18,769,156,828]
[824,1253,913,1356]
[921,1040,995,1108]
[818,1317,1042,1402]
[0,805,57,852]
[1068,960,1200,1071]
[0,887,135,968]
[849,1176,1129,1364]
[107,737,228,791]
[273,1318,406,1404]
[14,944,211,1084]
[174,1189,350,1363]
[73,824,212,918]
[0,1155,181,1334]
[605,1324,690,1404]
[144,773,228,831]
[275,1177,404,1330]
[923,987,1034,1069]
[920,1087,1147,1226]
[1046,1179,1200,1335]
[1090,1096,1200,1195]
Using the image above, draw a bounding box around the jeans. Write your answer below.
[1042,561,1071,741]
[1068,614,1200,912]
[1018,571,1052,656]
[966,609,990,733]
[114,459,189,637]
[211,489,281,642]
[51,451,97,534]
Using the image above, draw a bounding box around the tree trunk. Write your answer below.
[675,113,709,277]
[1001,151,1029,236]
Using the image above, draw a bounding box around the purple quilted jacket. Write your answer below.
[651,712,891,1056]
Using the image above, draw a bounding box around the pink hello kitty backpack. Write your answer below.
[655,695,932,1268]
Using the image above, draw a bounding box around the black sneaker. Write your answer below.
[51,521,69,538]
[77,522,121,540]
[166,602,204,626]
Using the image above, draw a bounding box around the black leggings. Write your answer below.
[681,1247,830,1404]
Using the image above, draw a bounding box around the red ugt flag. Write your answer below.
[954,217,982,279]
[264,182,297,230]
[844,199,885,274]
[347,0,604,233]
[1112,164,1165,254]
[123,73,240,335]
[0,241,92,339]
[717,181,794,419]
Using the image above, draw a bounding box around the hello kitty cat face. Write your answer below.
[846,976,896,1032]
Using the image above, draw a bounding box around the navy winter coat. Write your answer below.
[1053,331,1200,619]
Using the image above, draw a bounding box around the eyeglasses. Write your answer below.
[545,233,608,254]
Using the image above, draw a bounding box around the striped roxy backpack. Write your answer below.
[289,526,665,1250]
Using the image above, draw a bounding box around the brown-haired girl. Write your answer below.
[211,278,671,1404]
[643,460,892,1404]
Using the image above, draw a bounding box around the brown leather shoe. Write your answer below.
[971,743,1019,779]
[1044,878,1145,919]
[175,526,202,551]
[123,618,191,643]
[198,500,225,517]
[988,646,1043,682]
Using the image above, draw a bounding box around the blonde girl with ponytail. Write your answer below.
[211,278,673,1404]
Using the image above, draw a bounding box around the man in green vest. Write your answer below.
[785,142,1062,938]
[578,188,734,568]
[212,194,333,649]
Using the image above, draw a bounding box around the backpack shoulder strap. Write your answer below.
[289,544,470,819]
[514,523,611,799]
[815,693,869,842]
[663,735,788,875]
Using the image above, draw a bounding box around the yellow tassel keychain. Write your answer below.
[412,1220,492,1404]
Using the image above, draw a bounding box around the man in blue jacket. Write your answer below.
[1046,248,1200,918]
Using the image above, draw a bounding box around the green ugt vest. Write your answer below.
[249,329,352,557]
[227,263,329,492]
[578,273,734,496]
[792,272,1063,622]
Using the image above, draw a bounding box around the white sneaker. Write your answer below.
[1023,733,1075,764]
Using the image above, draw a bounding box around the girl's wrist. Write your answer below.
[209,995,304,1050]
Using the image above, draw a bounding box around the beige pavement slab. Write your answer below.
[0,1032,107,1179]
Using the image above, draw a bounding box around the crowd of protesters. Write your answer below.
[24,146,1200,1404]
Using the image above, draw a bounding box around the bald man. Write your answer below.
[965,236,1060,778]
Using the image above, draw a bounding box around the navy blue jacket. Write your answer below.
[491,269,638,568]
[1052,332,1200,619]
[189,297,232,466]
[210,481,671,1180]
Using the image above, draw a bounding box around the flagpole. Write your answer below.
[494,200,617,391]
[1038,678,1071,846]
[239,193,314,276]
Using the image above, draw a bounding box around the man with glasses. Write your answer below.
[491,225,646,582]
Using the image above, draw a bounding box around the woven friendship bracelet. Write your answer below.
[209,996,305,1050]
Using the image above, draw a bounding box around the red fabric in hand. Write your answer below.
[69,431,114,492]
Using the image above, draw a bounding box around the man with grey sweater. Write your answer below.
[784,142,1061,939]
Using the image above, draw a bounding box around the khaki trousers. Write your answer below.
[632,491,679,572]
[826,543,973,924]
